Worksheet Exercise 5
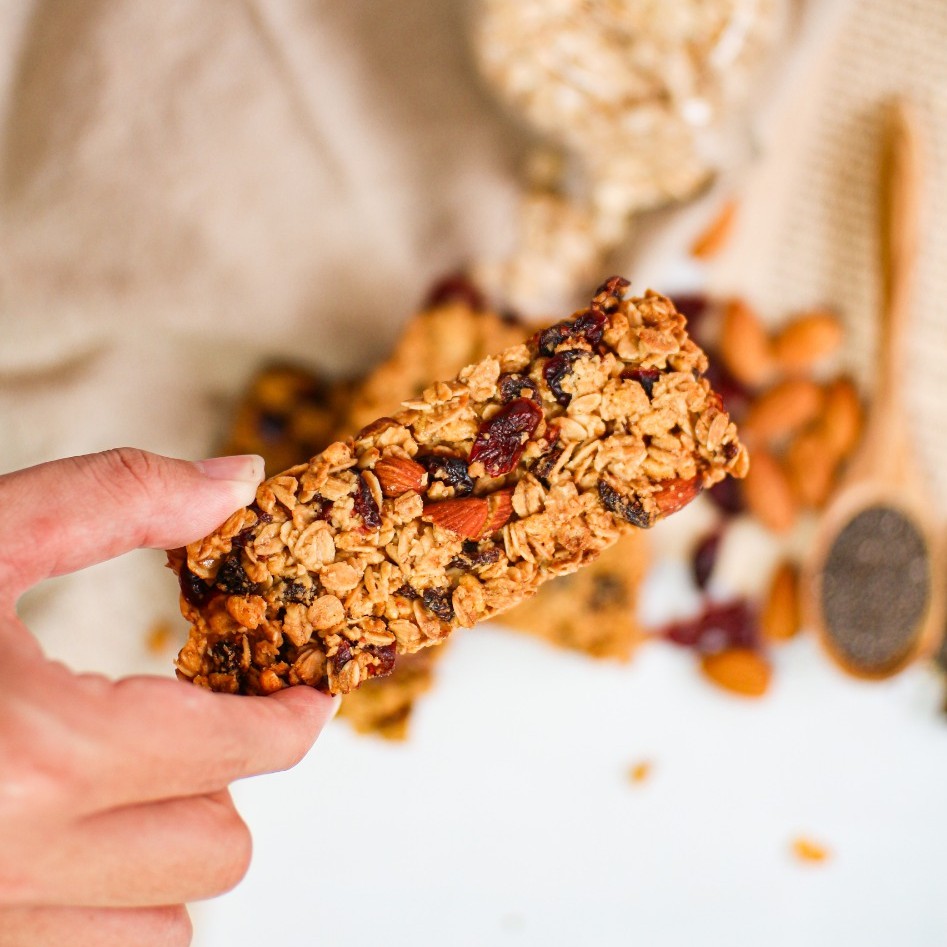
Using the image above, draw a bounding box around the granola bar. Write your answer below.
[173,278,748,695]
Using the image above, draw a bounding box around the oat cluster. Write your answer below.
[173,279,747,695]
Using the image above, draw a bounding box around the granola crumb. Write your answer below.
[791,837,830,864]
[627,760,653,785]
[145,619,177,654]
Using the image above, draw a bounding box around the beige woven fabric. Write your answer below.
[711,0,947,507]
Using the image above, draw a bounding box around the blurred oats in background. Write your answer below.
[1,1,946,946]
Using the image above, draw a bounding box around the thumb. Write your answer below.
[0,448,264,596]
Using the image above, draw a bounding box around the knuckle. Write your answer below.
[152,904,193,947]
[98,447,164,498]
[205,804,253,896]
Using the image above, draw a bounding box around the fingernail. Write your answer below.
[329,695,342,720]
[194,455,265,485]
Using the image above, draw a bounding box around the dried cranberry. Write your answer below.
[670,294,709,338]
[497,373,540,405]
[179,565,211,607]
[448,540,502,571]
[418,454,474,497]
[704,359,750,420]
[662,599,759,653]
[353,473,381,530]
[620,367,662,400]
[597,479,652,528]
[334,639,353,670]
[424,272,485,311]
[593,275,630,302]
[365,642,397,677]
[210,638,243,673]
[692,530,723,590]
[707,477,744,516]
[537,311,607,356]
[422,587,454,621]
[394,583,420,600]
[216,554,256,595]
[543,349,585,406]
[469,398,542,477]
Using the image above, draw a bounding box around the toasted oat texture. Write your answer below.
[337,645,444,740]
[173,278,748,695]
[501,532,648,661]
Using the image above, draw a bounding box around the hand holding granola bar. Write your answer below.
[174,279,748,697]
[0,449,337,945]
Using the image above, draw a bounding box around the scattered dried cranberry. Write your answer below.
[543,349,585,406]
[216,554,256,595]
[422,587,454,621]
[418,454,474,497]
[448,540,502,571]
[469,398,542,477]
[365,642,397,677]
[597,479,652,528]
[620,367,662,399]
[179,565,211,607]
[497,372,540,405]
[692,530,724,590]
[394,583,420,600]
[424,272,486,311]
[707,477,744,517]
[353,473,381,530]
[662,599,759,653]
[210,638,243,673]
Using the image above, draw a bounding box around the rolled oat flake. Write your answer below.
[821,505,930,674]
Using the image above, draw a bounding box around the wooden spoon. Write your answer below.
[803,99,945,678]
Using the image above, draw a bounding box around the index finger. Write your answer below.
[82,676,338,810]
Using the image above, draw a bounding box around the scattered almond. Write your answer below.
[741,448,796,533]
[761,561,801,642]
[818,377,863,459]
[700,648,772,697]
[719,298,774,387]
[772,310,843,373]
[784,428,838,509]
[791,837,830,864]
[691,199,738,259]
[741,378,823,444]
[423,497,489,539]
[374,456,427,497]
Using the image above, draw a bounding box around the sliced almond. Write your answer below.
[691,199,738,259]
[772,310,843,373]
[784,428,838,509]
[422,497,489,539]
[374,456,427,497]
[761,560,801,642]
[719,298,774,388]
[700,648,771,697]
[742,379,823,444]
[742,448,796,533]
[818,377,863,459]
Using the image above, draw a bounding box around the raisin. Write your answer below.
[394,583,420,600]
[216,554,256,595]
[620,366,662,400]
[418,454,474,497]
[597,479,652,528]
[283,580,316,605]
[588,573,628,610]
[663,599,759,653]
[179,565,211,607]
[424,272,486,311]
[593,275,630,304]
[468,398,542,477]
[353,473,381,530]
[537,311,607,356]
[497,372,540,405]
[543,349,585,406]
[210,638,244,674]
[422,587,454,621]
[692,530,723,590]
[531,443,564,486]
[723,441,739,461]
[448,541,502,571]
[365,642,397,678]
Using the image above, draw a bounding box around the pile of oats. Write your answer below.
[173,278,747,696]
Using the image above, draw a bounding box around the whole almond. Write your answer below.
[818,377,863,459]
[761,560,801,642]
[784,428,838,509]
[422,497,489,539]
[720,299,774,387]
[772,310,843,373]
[700,648,772,697]
[652,475,702,517]
[691,199,738,260]
[480,488,514,538]
[742,378,824,444]
[374,456,427,497]
[742,448,796,533]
